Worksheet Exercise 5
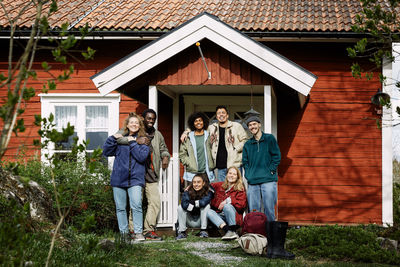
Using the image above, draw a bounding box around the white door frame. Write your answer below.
[149,85,277,227]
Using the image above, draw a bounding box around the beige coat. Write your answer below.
[208,120,248,168]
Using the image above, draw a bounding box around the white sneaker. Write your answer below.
[221,230,239,240]
[135,233,145,241]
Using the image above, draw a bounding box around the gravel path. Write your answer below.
[185,241,245,266]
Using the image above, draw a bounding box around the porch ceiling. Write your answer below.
[158,85,264,98]
[91,12,317,97]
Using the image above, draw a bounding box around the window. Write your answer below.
[39,93,120,164]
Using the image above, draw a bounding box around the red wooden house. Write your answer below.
[0,0,394,227]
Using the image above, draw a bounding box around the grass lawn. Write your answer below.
[12,229,396,267]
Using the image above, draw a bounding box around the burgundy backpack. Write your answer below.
[242,211,268,237]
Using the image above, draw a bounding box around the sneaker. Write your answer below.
[144,231,163,241]
[176,231,187,240]
[198,230,209,238]
[134,233,145,242]
[221,230,239,240]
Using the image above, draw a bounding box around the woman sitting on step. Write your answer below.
[207,166,247,240]
[176,173,214,239]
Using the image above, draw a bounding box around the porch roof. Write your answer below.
[91,12,317,96]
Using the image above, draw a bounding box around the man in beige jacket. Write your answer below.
[208,105,248,181]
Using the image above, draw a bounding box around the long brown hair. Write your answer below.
[222,166,245,191]
[122,112,146,137]
[188,173,210,200]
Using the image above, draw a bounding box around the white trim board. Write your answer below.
[381,44,397,226]
[91,12,317,96]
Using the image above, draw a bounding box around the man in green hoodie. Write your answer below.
[242,115,281,221]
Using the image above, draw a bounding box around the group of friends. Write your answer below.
[102,105,281,243]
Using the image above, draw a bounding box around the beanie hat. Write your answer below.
[245,115,261,126]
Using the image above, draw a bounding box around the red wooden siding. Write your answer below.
[0,39,384,225]
[0,41,152,160]
[272,42,382,224]
[148,39,271,86]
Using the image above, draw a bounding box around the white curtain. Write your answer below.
[86,106,108,131]
[55,106,77,129]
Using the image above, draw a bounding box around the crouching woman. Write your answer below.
[103,112,150,241]
[176,173,214,239]
[207,166,247,240]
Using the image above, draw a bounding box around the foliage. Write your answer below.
[380,182,400,241]
[347,0,400,81]
[18,157,115,233]
[0,195,32,265]
[2,230,214,266]
[2,113,113,265]
[287,225,400,265]
[0,0,95,159]
[1,228,398,266]
[395,181,400,226]
[10,114,115,233]
[394,160,400,184]
[347,0,400,127]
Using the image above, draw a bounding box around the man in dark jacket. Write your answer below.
[242,115,281,222]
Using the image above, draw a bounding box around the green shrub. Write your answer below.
[25,157,117,232]
[393,160,400,185]
[287,225,400,265]
[11,153,117,233]
[0,195,32,265]
[394,182,400,226]
[380,182,400,241]
[3,114,118,233]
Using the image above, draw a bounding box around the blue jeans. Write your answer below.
[247,182,277,221]
[113,186,143,234]
[216,168,227,182]
[177,204,210,232]
[207,203,236,227]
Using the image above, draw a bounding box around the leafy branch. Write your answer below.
[347,0,400,80]
[347,0,400,126]
[0,0,96,159]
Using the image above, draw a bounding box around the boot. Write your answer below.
[267,221,295,260]
[265,221,273,258]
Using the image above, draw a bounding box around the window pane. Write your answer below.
[55,106,77,150]
[86,106,108,128]
[86,132,108,150]
[55,106,77,128]
[86,106,108,150]
[55,132,77,150]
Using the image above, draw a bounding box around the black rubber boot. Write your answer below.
[269,221,295,260]
[265,221,273,258]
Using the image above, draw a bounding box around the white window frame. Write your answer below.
[39,93,120,164]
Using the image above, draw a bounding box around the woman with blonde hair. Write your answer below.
[103,112,150,242]
[207,166,247,240]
